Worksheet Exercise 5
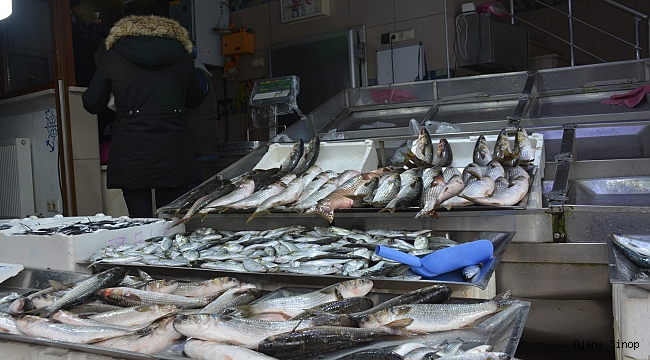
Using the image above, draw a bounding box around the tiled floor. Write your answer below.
[515,341,615,360]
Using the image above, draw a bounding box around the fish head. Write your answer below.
[214,277,241,289]
[338,279,374,298]
[16,315,46,329]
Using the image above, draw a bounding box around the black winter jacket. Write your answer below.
[82,15,204,190]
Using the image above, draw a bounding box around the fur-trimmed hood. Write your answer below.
[106,15,193,54]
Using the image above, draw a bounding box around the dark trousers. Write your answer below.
[122,186,188,218]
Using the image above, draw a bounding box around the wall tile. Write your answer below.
[308,0,350,35]
[232,2,271,51]
[395,0,444,22]
[349,0,394,27]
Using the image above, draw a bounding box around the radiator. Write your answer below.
[0,138,35,219]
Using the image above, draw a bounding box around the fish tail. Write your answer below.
[305,205,335,223]
[384,318,419,335]
[170,217,185,228]
[378,206,395,214]
[414,209,427,219]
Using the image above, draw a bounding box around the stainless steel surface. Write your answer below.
[564,205,650,243]
[568,176,650,206]
[0,268,529,359]
[608,233,650,290]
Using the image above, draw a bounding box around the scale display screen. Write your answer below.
[249,76,299,107]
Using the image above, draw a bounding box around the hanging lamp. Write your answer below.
[0,0,11,20]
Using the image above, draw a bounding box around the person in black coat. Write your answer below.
[70,0,103,87]
[82,15,205,218]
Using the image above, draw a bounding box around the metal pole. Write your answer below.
[635,18,640,59]
[648,22,650,58]
[568,0,575,66]
[510,0,515,25]
[443,0,451,78]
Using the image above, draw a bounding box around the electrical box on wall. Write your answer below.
[169,0,225,67]
[222,32,255,57]
[280,0,330,24]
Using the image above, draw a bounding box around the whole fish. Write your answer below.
[462,163,483,184]
[493,129,513,164]
[30,267,125,318]
[380,177,423,213]
[247,166,322,223]
[15,315,141,344]
[290,179,338,213]
[299,171,338,201]
[0,312,20,334]
[257,320,413,359]
[506,165,530,183]
[484,160,505,181]
[184,339,278,360]
[358,291,513,333]
[435,353,510,360]
[170,183,236,226]
[450,176,495,209]
[67,302,124,316]
[461,175,529,206]
[171,277,240,297]
[416,175,446,219]
[308,173,381,223]
[97,287,219,309]
[335,170,361,186]
[432,138,453,167]
[236,279,373,319]
[217,182,287,212]
[143,279,179,294]
[157,176,226,217]
[51,310,151,332]
[6,296,35,316]
[292,136,321,176]
[473,135,493,166]
[421,165,443,191]
[336,348,404,360]
[371,173,401,206]
[435,174,465,209]
[463,264,482,281]
[351,176,379,203]
[89,304,180,327]
[199,178,256,218]
[514,125,535,164]
[493,176,510,194]
[613,234,650,268]
[173,313,356,349]
[289,296,375,320]
[443,167,462,183]
[201,286,262,315]
[93,316,183,354]
[411,128,434,164]
[350,284,452,319]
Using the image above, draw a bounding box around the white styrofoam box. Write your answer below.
[612,283,650,360]
[255,139,379,174]
[0,216,184,273]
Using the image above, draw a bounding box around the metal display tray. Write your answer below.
[87,231,514,292]
[607,234,650,291]
[0,268,529,360]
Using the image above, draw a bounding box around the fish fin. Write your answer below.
[384,318,414,329]
[234,305,255,318]
[377,206,393,214]
[170,217,185,228]
[431,210,439,220]
[305,205,334,223]
[48,280,73,291]
[246,209,269,224]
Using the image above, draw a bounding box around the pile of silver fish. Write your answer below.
[85,225,487,282]
[5,218,160,236]
[165,127,536,224]
[0,268,518,359]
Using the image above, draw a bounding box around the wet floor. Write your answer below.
[515,341,615,359]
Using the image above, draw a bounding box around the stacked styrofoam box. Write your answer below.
[0,215,184,273]
[612,283,650,360]
[255,140,378,174]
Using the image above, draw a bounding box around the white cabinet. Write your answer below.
[280,0,329,24]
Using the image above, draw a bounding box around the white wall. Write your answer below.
[0,93,62,217]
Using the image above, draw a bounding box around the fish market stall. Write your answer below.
[0,267,529,360]
[153,59,650,348]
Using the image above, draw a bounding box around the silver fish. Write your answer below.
[307,173,381,223]
[199,178,256,217]
[514,125,535,164]
[335,169,361,186]
[93,316,183,354]
[493,176,510,194]
[173,312,355,349]
[411,128,434,164]
[461,175,528,206]
[612,234,650,268]
[235,279,373,319]
[89,304,180,327]
[171,277,240,297]
[299,171,338,201]
[473,135,493,166]
[421,165,443,191]
[484,160,505,181]
[371,173,401,206]
[435,174,465,209]
[381,177,423,213]
[184,339,278,360]
[433,138,453,167]
[51,310,151,332]
[358,290,514,333]
[462,163,483,184]
[493,129,513,163]
[15,315,140,344]
[200,285,261,314]
[292,136,321,176]
[171,183,236,226]
[279,139,304,173]
[30,267,125,318]
[290,178,339,213]
[218,182,287,211]
[97,287,219,309]
[443,167,462,183]
[416,175,446,219]
[0,312,20,334]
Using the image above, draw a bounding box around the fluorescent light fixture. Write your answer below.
[0,0,12,20]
